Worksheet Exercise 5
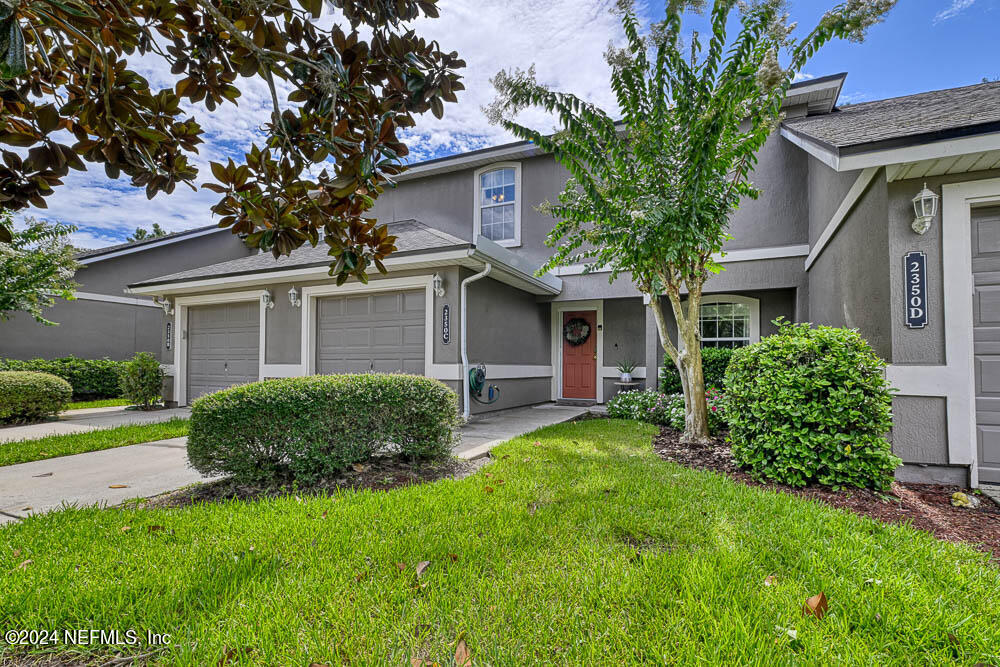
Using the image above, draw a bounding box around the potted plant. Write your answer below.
[616,360,637,383]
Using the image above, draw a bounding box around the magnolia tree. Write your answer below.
[486,0,895,443]
[0,0,463,284]
[0,215,79,325]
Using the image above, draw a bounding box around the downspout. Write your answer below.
[461,263,492,421]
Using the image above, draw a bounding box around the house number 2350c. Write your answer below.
[904,251,928,329]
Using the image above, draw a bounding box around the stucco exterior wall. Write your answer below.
[806,168,892,360]
[0,230,253,361]
[726,132,809,251]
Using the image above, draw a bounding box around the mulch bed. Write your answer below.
[143,455,488,509]
[653,427,1000,562]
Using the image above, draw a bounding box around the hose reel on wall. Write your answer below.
[468,363,500,405]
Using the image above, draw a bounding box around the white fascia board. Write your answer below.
[77,227,225,265]
[128,241,562,298]
[395,144,542,182]
[471,235,562,295]
[780,126,840,170]
[782,126,1000,174]
[838,132,1000,172]
[69,291,162,308]
[127,248,473,296]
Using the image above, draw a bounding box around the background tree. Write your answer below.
[486,0,895,443]
[127,223,168,242]
[0,0,464,284]
[0,214,79,325]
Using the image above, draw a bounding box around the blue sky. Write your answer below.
[25,0,997,249]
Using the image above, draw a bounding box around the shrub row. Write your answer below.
[0,371,72,423]
[188,373,460,484]
[658,347,734,393]
[607,388,727,434]
[0,356,124,399]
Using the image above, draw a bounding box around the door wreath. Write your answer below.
[563,317,592,346]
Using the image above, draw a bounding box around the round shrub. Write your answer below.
[187,373,460,484]
[607,388,726,433]
[0,371,73,423]
[659,346,735,393]
[725,321,899,490]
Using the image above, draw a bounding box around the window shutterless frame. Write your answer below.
[473,162,522,248]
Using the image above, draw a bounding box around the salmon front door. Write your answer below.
[562,310,597,399]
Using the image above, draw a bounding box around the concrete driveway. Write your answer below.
[0,403,589,526]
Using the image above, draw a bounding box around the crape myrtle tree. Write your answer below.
[0,0,464,284]
[486,0,895,443]
[0,214,79,324]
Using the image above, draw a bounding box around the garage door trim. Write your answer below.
[301,275,435,376]
[173,289,267,405]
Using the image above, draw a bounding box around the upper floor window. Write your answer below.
[474,163,521,247]
[699,300,753,348]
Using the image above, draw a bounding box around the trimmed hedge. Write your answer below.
[188,374,460,484]
[0,371,73,423]
[725,321,899,490]
[0,356,124,399]
[659,347,735,393]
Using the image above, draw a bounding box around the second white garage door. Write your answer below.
[316,290,425,375]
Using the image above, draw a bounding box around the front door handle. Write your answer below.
[593,353,597,360]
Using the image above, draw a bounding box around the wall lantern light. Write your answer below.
[911,182,939,235]
[261,290,275,310]
[288,286,302,308]
[155,297,174,316]
[432,273,445,298]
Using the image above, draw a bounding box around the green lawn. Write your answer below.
[0,419,190,467]
[2,419,998,665]
[64,398,132,410]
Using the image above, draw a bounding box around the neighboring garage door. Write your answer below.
[316,290,424,375]
[187,301,259,401]
[973,205,1000,483]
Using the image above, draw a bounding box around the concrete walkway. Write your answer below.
[0,403,588,525]
[455,404,589,459]
[0,406,192,442]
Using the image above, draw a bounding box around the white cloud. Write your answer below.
[934,0,976,23]
[22,0,639,247]
[792,72,815,83]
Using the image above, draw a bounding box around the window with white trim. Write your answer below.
[475,165,520,245]
[699,301,751,348]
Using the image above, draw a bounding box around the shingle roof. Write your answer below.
[782,80,1000,153]
[75,224,220,259]
[128,219,468,287]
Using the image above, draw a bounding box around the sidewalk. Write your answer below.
[0,406,192,443]
[0,403,590,525]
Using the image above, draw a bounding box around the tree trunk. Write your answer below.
[646,285,712,445]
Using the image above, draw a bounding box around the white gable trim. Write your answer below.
[78,227,227,265]
[804,167,880,272]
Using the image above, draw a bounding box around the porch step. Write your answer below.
[555,399,598,407]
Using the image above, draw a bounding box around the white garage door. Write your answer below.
[973,205,1000,483]
[187,302,259,401]
[316,290,425,375]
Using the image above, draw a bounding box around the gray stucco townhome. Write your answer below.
[125,74,1000,488]
[0,225,255,361]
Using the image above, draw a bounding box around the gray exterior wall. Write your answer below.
[371,135,813,301]
[883,169,1000,483]
[727,133,809,250]
[806,167,892,359]
[0,230,254,362]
